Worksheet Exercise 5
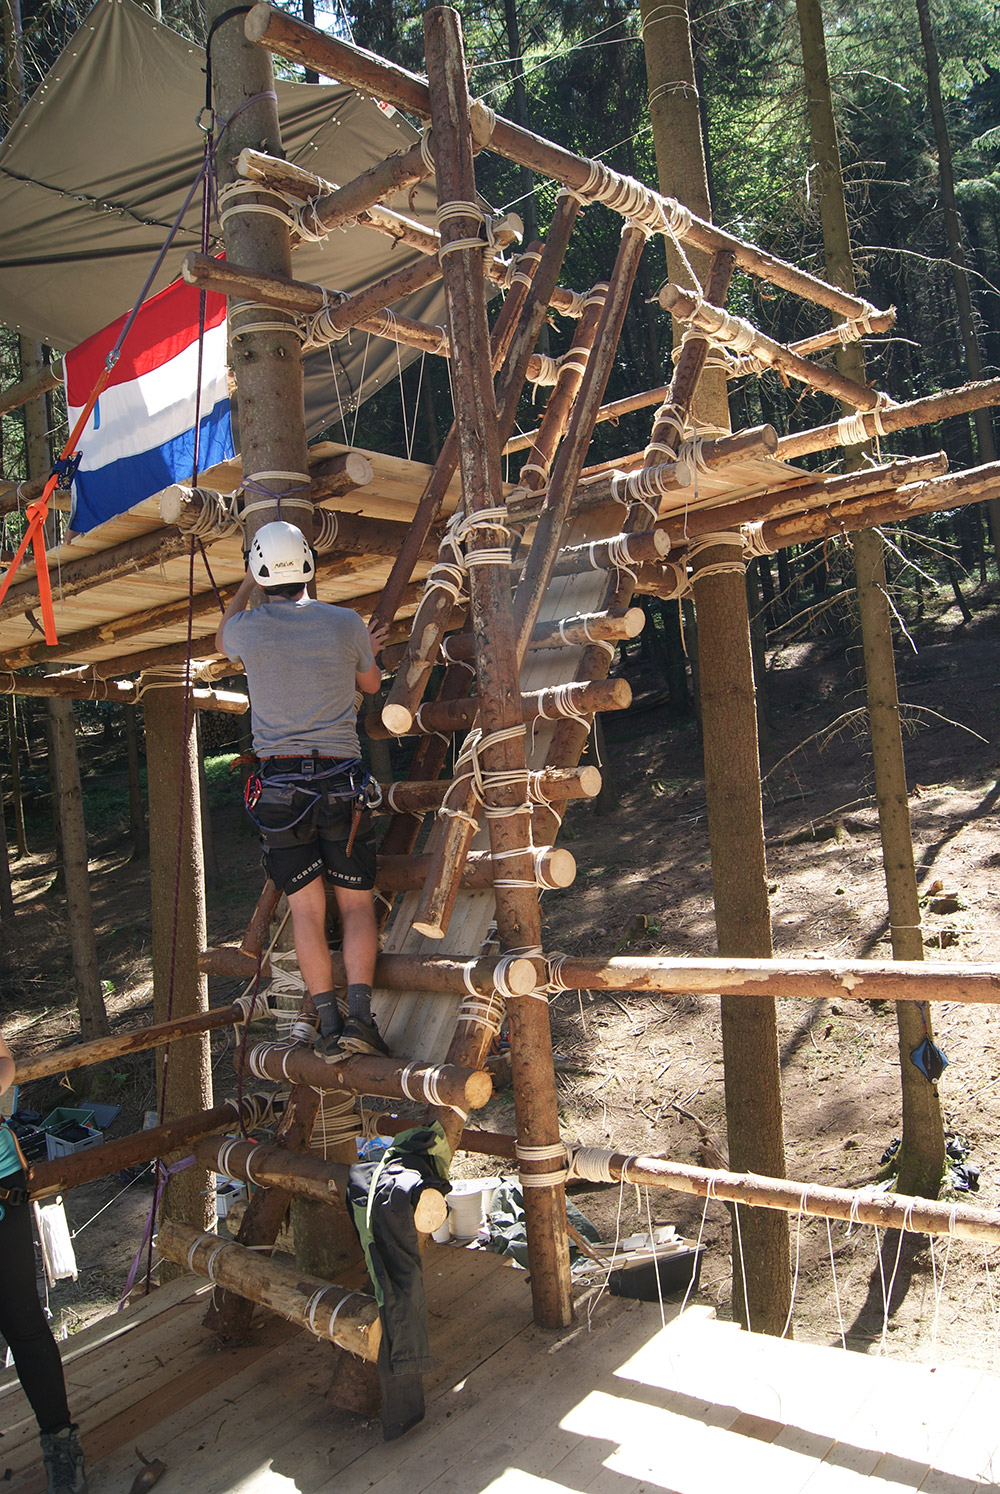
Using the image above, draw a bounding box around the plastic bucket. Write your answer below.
[446,1177,501,1239]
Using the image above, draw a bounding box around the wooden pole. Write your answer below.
[380,765,602,813]
[658,284,880,411]
[570,1150,1000,1246]
[376,844,575,892]
[367,678,631,742]
[27,1100,250,1200]
[144,682,213,1247]
[423,5,572,1330]
[239,1038,492,1110]
[193,1136,448,1233]
[0,673,246,712]
[156,1220,382,1360]
[776,377,1000,463]
[14,1004,244,1086]
[206,0,312,550]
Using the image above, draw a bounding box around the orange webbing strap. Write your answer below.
[0,366,112,645]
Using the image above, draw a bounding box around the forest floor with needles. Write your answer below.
[3,580,1000,1372]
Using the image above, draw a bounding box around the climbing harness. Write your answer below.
[245,756,383,858]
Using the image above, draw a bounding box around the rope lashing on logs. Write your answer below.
[439,635,477,675]
[491,846,565,890]
[436,198,496,259]
[534,681,602,723]
[687,530,747,582]
[301,289,352,348]
[218,179,298,232]
[516,1141,570,1189]
[495,947,549,1004]
[836,390,899,450]
[181,487,243,539]
[239,472,313,524]
[229,298,306,343]
[312,1090,362,1153]
[438,724,532,830]
[504,247,543,293]
[398,1061,468,1120]
[456,965,507,1039]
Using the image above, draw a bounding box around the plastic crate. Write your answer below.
[608,1245,704,1302]
[45,1123,103,1161]
[40,1106,96,1134]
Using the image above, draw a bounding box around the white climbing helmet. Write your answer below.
[247,521,314,587]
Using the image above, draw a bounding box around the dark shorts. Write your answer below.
[249,760,377,895]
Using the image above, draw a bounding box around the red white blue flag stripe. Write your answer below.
[64,278,234,534]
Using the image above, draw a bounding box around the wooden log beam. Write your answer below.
[0,672,247,712]
[392,609,643,670]
[156,1219,382,1359]
[776,376,1000,462]
[527,426,780,524]
[245,3,882,323]
[27,1100,249,1200]
[0,357,63,418]
[239,139,434,236]
[516,528,669,581]
[658,284,880,411]
[376,844,575,892]
[370,676,631,741]
[14,1005,245,1086]
[201,948,539,994]
[545,954,1000,1002]
[572,1149,1000,1246]
[653,452,950,551]
[194,1135,449,1233]
[183,252,449,357]
[240,1039,492,1109]
[381,764,602,813]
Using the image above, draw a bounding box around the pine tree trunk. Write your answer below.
[640,0,791,1336]
[124,705,148,858]
[796,0,944,1197]
[7,699,27,858]
[47,697,109,1037]
[145,686,213,1248]
[914,0,1000,568]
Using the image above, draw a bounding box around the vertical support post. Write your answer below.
[424,4,572,1329]
[144,684,213,1251]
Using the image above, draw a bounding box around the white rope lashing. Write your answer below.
[516,1141,570,1189]
[687,529,747,582]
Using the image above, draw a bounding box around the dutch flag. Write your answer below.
[64,277,235,534]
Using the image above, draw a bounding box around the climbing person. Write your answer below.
[0,1033,88,1494]
[216,520,391,1059]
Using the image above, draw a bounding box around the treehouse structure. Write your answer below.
[3,2,1000,1488]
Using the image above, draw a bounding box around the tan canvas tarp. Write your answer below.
[0,0,448,434]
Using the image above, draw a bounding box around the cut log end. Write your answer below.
[411,918,446,939]
[577,765,603,798]
[414,1188,448,1234]
[465,1070,494,1109]
[245,3,272,42]
[381,702,415,736]
[159,486,186,525]
[542,848,576,889]
[622,607,645,638]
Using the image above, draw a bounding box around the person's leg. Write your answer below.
[332,886,388,1057]
[0,1184,71,1435]
[285,873,341,1047]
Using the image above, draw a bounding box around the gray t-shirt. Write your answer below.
[223,596,375,758]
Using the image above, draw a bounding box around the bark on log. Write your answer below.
[776,377,1000,462]
[28,1101,248,1200]
[373,676,631,740]
[239,1039,492,1109]
[14,1006,244,1086]
[376,844,575,892]
[659,284,880,411]
[380,765,602,813]
[195,1136,448,1233]
[577,1151,1000,1246]
[156,1219,382,1359]
[0,673,246,712]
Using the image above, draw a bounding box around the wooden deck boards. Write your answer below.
[3,1244,999,1493]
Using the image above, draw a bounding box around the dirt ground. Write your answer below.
[3,584,1000,1373]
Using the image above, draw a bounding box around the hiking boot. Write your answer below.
[40,1424,87,1494]
[338,1016,390,1059]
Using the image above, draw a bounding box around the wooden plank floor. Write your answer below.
[2,1246,999,1493]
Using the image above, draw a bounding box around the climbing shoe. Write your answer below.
[338,1016,390,1059]
[40,1424,88,1494]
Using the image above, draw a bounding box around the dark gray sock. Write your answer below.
[347,983,373,1023]
[312,990,342,1039]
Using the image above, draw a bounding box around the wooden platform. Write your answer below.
[1,1245,997,1492]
